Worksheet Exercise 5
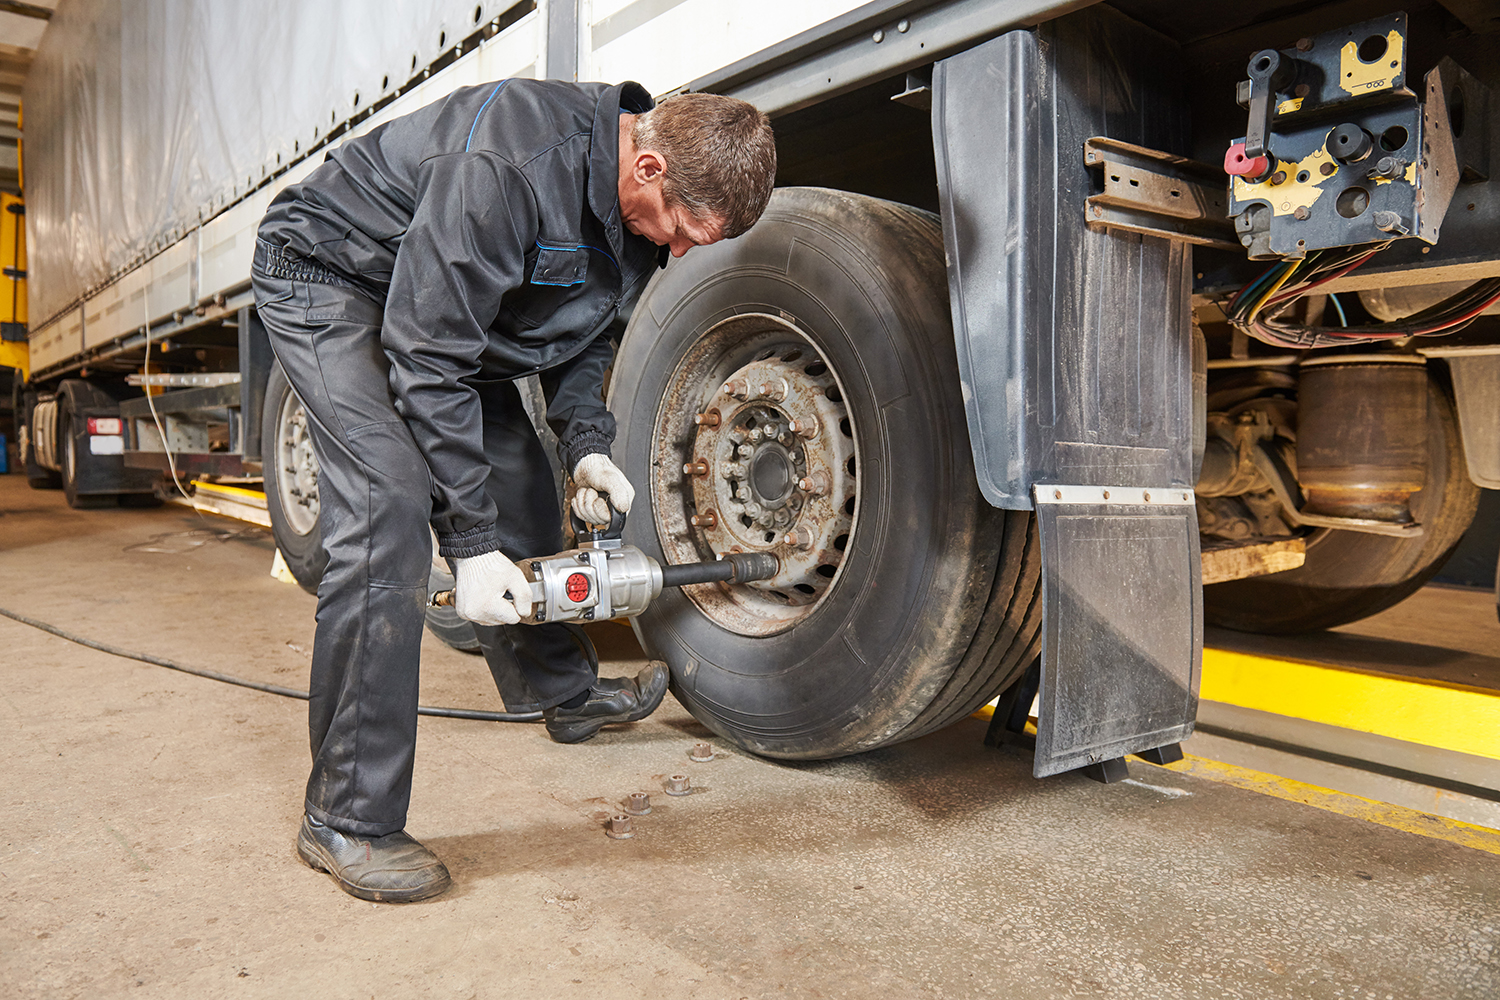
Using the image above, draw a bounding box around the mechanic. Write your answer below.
[250,79,776,903]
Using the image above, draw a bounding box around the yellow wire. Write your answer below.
[1246,260,1302,321]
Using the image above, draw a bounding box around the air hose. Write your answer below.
[0,605,543,723]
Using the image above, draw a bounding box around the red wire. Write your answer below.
[1265,249,1381,306]
[1408,288,1500,336]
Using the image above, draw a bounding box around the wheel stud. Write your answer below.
[757,381,786,402]
[785,527,814,549]
[798,472,829,496]
[722,379,749,400]
[788,417,819,439]
[690,511,718,528]
[683,459,709,477]
[694,409,721,428]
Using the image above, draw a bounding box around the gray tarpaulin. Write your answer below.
[23,0,513,328]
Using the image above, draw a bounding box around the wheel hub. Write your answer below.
[681,349,856,607]
[277,394,320,535]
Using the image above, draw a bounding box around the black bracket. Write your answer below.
[984,657,1040,752]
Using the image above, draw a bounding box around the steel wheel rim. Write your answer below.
[648,313,860,637]
[276,388,320,536]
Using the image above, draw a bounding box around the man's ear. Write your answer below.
[633,150,667,185]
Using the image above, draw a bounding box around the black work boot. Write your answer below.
[544,661,670,744]
[296,814,452,903]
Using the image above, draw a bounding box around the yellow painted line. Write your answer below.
[193,481,268,503]
[1162,753,1500,857]
[1202,648,1500,761]
[966,702,1500,852]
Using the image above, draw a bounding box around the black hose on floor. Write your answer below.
[0,605,543,723]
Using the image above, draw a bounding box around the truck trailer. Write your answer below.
[14,0,1500,772]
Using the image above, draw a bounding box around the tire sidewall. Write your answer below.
[614,189,1000,757]
[261,361,328,594]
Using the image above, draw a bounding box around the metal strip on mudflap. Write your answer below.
[1032,484,1203,778]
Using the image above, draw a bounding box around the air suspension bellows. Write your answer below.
[1296,357,1428,525]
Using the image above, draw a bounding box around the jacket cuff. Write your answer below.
[561,430,613,476]
[437,523,502,559]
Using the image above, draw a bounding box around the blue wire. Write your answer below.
[1328,292,1348,327]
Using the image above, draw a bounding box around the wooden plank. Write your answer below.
[1201,537,1306,585]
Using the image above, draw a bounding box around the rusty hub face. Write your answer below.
[648,314,859,637]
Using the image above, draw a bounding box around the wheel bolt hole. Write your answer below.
[834,533,848,551]
[844,496,856,516]
[816,564,837,578]
[825,387,843,403]
[846,456,857,477]
[795,583,816,595]
[805,361,828,376]
[839,417,852,437]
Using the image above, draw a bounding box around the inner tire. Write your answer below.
[60,395,115,509]
[262,360,327,594]
[612,187,1042,760]
[1205,369,1479,633]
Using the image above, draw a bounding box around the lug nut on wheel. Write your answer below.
[788,418,819,439]
[798,472,829,496]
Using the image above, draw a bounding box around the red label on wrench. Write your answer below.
[565,572,590,603]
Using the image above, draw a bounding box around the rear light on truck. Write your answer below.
[87,417,122,435]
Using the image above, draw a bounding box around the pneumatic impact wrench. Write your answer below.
[430,504,779,625]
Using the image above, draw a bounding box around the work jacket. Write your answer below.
[257,79,664,558]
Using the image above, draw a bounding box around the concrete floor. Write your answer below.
[3,474,1498,1000]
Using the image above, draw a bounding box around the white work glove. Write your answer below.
[453,550,533,626]
[571,453,635,525]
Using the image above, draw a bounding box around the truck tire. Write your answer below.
[424,563,483,654]
[1205,371,1478,634]
[611,187,1042,760]
[261,359,485,654]
[59,390,116,509]
[261,361,327,594]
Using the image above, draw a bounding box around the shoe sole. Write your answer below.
[296,830,452,904]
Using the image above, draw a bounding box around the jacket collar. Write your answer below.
[589,81,654,261]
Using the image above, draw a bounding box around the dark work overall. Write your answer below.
[252,259,599,837]
[251,78,660,838]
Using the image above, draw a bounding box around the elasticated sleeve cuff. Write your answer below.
[436,523,502,559]
[561,430,613,476]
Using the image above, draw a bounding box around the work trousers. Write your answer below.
[252,269,596,837]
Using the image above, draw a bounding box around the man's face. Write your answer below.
[623,190,724,259]
[618,141,726,258]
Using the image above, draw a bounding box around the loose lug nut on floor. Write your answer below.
[625,792,652,815]
[664,774,692,796]
[688,742,715,762]
[606,814,635,839]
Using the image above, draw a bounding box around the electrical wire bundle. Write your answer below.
[1225,242,1500,349]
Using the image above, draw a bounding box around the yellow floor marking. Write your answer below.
[1202,648,1500,761]
[1162,753,1500,857]
[192,481,268,502]
[967,704,1500,854]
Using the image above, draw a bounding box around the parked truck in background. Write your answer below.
[12,0,1500,771]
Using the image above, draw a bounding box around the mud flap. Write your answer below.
[1033,486,1202,777]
